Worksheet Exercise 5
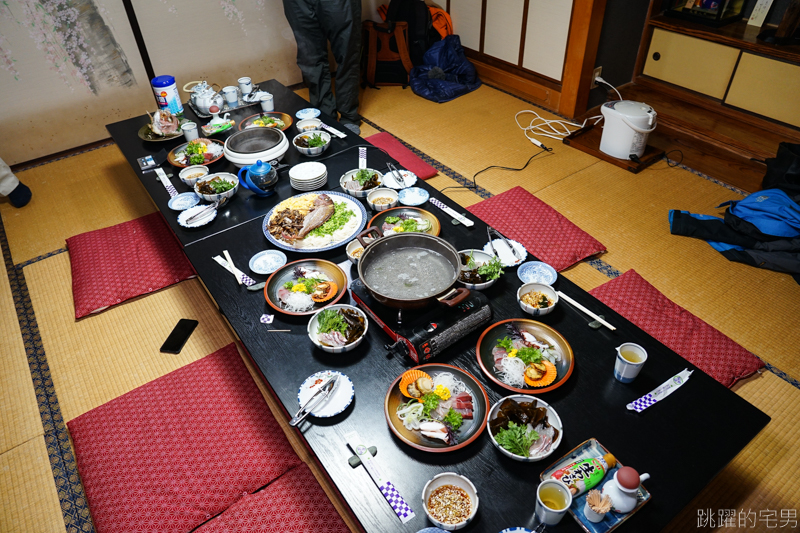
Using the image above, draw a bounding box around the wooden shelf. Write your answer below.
[649,15,800,63]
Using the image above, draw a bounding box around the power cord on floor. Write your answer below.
[515,110,603,143]
[594,76,623,101]
[440,148,551,194]
[664,150,684,167]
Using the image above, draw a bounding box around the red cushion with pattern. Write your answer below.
[68,343,303,533]
[195,463,350,533]
[589,270,764,387]
[66,212,196,318]
[365,132,438,179]
[467,186,606,271]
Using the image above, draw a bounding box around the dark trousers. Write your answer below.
[283,0,361,124]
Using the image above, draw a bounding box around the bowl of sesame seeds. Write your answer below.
[422,472,479,530]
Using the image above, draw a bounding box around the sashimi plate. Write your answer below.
[262,190,367,253]
[476,319,574,394]
[384,363,488,453]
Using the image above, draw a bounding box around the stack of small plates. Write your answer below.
[289,161,328,190]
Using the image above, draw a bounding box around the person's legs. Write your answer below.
[282,0,337,117]
[318,0,361,126]
[0,157,31,208]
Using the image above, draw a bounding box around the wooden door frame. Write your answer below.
[558,0,609,118]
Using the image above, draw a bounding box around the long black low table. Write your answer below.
[108,80,769,532]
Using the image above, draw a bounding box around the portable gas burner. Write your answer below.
[350,279,492,363]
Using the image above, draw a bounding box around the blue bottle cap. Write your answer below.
[151,75,176,87]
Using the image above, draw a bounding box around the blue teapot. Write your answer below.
[238,160,278,196]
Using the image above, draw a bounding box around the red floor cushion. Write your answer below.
[67,212,196,318]
[195,463,350,533]
[467,186,606,271]
[365,132,438,179]
[68,343,303,533]
[589,270,764,387]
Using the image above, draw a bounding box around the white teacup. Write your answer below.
[535,479,572,526]
[614,342,648,383]
[238,77,252,95]
[222,86,238,107]
[181,122,198,141]
[260,93,274,112]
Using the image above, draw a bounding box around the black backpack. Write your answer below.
[384,0,440,66]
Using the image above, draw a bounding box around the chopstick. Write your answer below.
[223,250,241,285]
[557,291,616,331]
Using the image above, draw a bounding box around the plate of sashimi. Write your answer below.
[384,364,489,453]
[476,319,574,394]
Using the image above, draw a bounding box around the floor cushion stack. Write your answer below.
[66,212,196,318]
[589,270,764,387]
[467,186,606,271]
[67,343,305,533]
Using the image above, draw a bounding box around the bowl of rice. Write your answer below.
[517,282,558,317]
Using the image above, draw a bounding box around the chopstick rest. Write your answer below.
[627,369,693,412]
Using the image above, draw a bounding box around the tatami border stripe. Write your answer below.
[0,219,94,532]
[15,141,116,173]
[584,258,623,278]
[16,248,69,269]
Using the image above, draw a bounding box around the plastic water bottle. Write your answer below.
[151,75,184,116]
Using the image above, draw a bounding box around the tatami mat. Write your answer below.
[24,252,236,421]
[1,145,155,264]
[359,85,599,194]
[0,266,42,454]
[665,371,800,531]
[0,437,66,533]
[536,162,800,379]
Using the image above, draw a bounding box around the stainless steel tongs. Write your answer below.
[386,162,405,187]
[487,226,522,260]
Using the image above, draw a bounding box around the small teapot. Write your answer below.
[601,466,650,514]
[238,160,278,197]
[208,106,230,126]
[185,81,222,114]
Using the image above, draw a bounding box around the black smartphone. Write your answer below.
[160,319,199,354]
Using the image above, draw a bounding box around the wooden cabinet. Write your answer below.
[643,28,739,98]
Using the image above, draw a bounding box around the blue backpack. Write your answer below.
[718,189,800,238]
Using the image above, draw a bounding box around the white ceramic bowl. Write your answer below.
[422,473,479,530]
[366,187,399,211]
[296,118,322,132]
[517,282,559,317]
[340,168,383,198]
[194,172,239,202]
[346,239,364,265]
[487,394,563,462]
[293,130,332,157]
[179,165,209,188]
[457,249,499,290]
[307,304,369,353]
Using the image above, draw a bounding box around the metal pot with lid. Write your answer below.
[356,229,470,310]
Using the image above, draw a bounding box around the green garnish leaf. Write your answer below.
[189,153,205,165]
[306,133,326,147]
[317,309,347,335]
[385,216,401,224]
[421,392,440,417]
[495,421,539,457]
[443,408,463,431]
[354,169,375,185]
[283,281,294,289]
[466,251,477,270]
[400,218,419,232]
[516,347,543,365]
[477,255,504,280]
[497,337,515,352]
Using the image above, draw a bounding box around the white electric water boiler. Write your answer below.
[599,101,657,160]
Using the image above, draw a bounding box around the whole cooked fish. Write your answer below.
[286,194,335,240]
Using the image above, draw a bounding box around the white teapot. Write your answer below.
[601,466,650,514]
[184,81,223,114]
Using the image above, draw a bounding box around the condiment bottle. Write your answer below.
[550,453,616,496]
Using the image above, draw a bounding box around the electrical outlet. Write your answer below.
[591,66,602,89]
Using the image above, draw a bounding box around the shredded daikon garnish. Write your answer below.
[496,356,526,388]
[432,372,469,396]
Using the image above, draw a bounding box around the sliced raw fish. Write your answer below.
[319,331,347,347]
[277,287,290,303]
[419,421,450,443]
